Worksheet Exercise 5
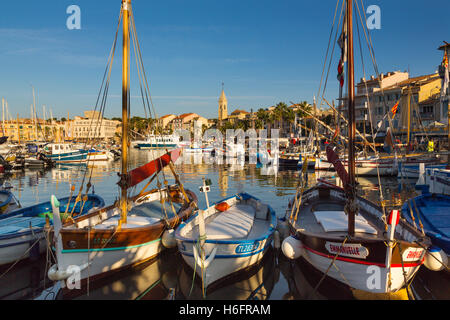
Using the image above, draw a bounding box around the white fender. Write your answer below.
[47,262,89,281]
[162,229,177,248]
[282,236,303,260]
[424,246,448,272]
[193,245,217,269]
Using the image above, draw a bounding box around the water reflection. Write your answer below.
[0,149,445,300]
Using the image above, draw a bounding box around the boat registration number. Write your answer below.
[235,241,261,254]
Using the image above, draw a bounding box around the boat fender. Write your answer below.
[162,229,177,248]
[424,246,448,272]
[47,262,89,281]
[281,236,303,260]
[215,202,230,212]
[273,230,281,250]
[193,245,217,269]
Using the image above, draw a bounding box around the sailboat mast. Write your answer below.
[120,0,131,225]
[346,0,356,237]
[407,86,411,146]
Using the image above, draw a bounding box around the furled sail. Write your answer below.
[127,148,182,187]
[326,145,350,191]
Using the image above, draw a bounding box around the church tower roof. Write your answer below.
[219,89,227,103]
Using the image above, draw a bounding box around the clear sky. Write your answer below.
[0,0,448,120]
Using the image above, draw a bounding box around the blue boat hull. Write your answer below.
[0,194,105,265]
[402,194,450,256]
[47,150,89,163]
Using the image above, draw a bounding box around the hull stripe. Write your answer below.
[61,238,161,253]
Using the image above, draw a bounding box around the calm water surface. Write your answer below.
[0,149,448,300]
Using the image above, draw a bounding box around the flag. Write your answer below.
[391,100,399,118]
[337,4,347,88]
[441,50,449,99]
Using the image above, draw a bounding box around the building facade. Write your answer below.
[71,111,120,140]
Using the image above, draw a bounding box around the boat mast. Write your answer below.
[1,98,4,137]
[120,0,131,226]
[407,86,411,147]
[346,0,356,237]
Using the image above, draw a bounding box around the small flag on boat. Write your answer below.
[337,7,347,88]
[391,100,399,117]
[441,50,449,99]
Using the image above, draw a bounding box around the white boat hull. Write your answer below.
[178,237,272,288]
[301,244,421,293]
[56,237,163,286]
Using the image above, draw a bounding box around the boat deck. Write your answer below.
[293,191,384,239]
[186,203,271,241]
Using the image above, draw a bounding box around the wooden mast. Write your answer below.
[407,86,411,147]
[16,113,20,144]
[346,0,356,237]
[120,0,131,226]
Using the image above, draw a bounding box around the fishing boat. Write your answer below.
[402,194,449,272]
[0,194,105,266]
[136,134,180,149]
[175,179,277,292]
[281,0,435,294]
[44,143,89,164]
[415,165,450,195]
[47,0,198,292]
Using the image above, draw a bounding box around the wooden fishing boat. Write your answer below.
[47,0,198,293]
[402,194,449,272]
[281,0,435,295]
[175,190,277,291]
[48,176,197,288]
[0,194,105,266]
[283,180,432,293]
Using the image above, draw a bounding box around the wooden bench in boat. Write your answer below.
[312,211,378,235]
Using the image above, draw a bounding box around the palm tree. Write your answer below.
[295,101,312,118]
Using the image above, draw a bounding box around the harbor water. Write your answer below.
[0,148,448,300]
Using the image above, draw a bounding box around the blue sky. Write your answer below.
[0,0,448,120]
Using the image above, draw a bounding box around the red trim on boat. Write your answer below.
[303,244,387,268]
